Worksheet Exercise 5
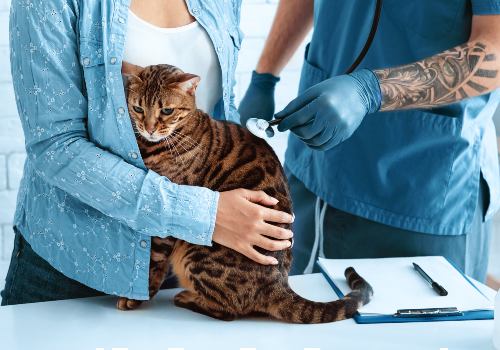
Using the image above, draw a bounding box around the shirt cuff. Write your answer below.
[472,0,500,15]
[136,171,219,246]
[170,184,219,246]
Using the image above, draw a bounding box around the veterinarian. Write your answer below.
[1,0,293,306]
[239,0,500,280]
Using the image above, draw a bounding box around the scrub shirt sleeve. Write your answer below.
[471,0,500,14]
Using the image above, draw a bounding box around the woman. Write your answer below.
[1,0,293,305]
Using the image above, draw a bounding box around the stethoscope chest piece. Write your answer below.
[245,118,283,139]
[246,118,276,138]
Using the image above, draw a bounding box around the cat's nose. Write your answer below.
[145,125,157,135]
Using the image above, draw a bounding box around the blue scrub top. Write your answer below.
[285,0,500,235]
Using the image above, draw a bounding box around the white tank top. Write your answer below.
[123,10,223,114]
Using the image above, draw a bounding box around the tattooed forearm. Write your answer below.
[374,41,499,111]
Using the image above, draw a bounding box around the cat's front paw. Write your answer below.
[116,297,143,310]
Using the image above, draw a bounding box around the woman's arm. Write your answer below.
[10,0,217,244]
[375,15,500,110]
[10,0,293,265]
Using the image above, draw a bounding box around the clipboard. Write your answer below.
[317,256,494,324]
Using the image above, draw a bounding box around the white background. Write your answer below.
[0,0,498,289]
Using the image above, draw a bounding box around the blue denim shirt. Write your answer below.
[9,0,243,300]
[286,0,500,236]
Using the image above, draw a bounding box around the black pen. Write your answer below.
[412,262,448,296]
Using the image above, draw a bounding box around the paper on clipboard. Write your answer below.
[318,256,493,315]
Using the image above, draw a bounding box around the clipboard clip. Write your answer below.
[395,307,463,318]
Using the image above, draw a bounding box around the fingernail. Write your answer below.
[270,258,279,265]
[271,197,279,204]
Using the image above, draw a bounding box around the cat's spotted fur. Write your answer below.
[117,63,373,323]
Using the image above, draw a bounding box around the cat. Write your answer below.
[117,62,373,323]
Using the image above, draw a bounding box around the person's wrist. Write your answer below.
[238,71,280,125]
[348,69,382,114]
[250,70,280,89]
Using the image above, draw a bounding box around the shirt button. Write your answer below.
[192,8,200,15]
[83,57,91,66]
[118,107,126,115]
[223,91,228,98]
[216,45,223,53]
[131,152,138,159]
[118,17,125,24]
[110,57,117,64]
[140,240,148,248]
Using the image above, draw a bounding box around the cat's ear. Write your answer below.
[122,61,144,76]
[121,61,143,87]
[174,74,201,96]
[122,74,142,89]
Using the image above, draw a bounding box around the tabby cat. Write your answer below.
[117,62,373,323]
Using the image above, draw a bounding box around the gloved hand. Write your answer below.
[238,70,280,127]
[276,69,381,151]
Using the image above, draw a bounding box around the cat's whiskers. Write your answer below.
[163,135,176,154]
[171,136,194,158]
[171,129,197,144]
[170,135,198,152]
[163,136,181,166]
[171,135,191,167]
[166,129,195,149]
[170,130,199,151]
[162,136,185,167]
[170,137,199,163]
[168,132,188,148]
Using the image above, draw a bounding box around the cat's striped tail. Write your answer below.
[266,267,373,324]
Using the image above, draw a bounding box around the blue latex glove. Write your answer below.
[276,69,382,151]
[238,70,280,127]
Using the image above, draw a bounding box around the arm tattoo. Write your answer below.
[374,41,498,111]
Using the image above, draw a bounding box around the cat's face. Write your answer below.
[122,62,201,142]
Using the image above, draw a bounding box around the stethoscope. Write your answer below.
[247,0,383,139]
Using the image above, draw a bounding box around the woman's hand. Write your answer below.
[212,189,294,265]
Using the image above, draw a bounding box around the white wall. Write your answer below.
[0,0,498,287]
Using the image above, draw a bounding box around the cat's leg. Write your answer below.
[117,297,143,310]
[174,290,236,321]
[116,261,170,310]
[117,237,176,311]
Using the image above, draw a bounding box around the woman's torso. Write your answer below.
[123,7,222,113]
[12,0,243,300]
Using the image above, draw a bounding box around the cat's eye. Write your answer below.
[133,106,144,114]
[161,108,174,116]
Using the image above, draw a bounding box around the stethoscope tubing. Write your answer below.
[268,118,283,126]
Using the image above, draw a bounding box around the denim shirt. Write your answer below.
[9,0,243,300]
